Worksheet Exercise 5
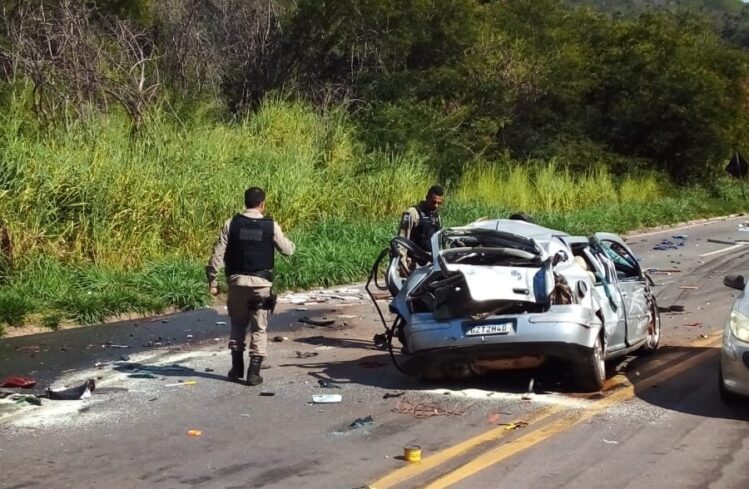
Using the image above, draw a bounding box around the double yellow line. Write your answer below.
[369,336,721,489]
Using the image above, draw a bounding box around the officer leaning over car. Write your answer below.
[206,187,295,386]
[397,185,445,274]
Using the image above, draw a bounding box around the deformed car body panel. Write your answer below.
[385,219,660,388]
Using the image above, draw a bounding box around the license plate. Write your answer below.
[465,322,513,336]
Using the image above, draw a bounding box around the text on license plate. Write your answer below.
[465,322,513,336]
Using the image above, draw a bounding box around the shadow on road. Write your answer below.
[624,345,749,422]
[281,341,569,396]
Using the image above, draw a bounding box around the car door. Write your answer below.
[595,233,649,345]
[583,243,628,352]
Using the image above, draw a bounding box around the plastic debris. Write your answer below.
[186,430,202,437]
[678,285,699,290]
[215,321,227,326]
[1,375,37,389]
[603,439,619,444]
[349,415,374,429]
[502,421,529,431]
[295,351,319,359]
[259,392,275,397]
[13,395,42,406]
[312,394,342,404]
[47,379,95,400]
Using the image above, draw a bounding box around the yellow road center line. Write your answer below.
[367,336,721,489]
[368,405,566,489]
[421,344,719,489]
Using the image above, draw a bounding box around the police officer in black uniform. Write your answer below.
[207,187,295,386]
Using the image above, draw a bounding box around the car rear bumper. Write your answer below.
[403,304,601,370]
[721,335,749,397]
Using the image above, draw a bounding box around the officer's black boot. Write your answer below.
[227,341,245,381]
[247,355,264,386]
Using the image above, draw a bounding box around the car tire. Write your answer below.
[573,335,606,392]
[719,365,742,404]
[639,302,661,354]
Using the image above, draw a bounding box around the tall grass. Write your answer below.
[0,94,746,332]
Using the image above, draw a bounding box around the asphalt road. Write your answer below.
[2,216,749,489]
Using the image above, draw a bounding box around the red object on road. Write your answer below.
[1,375,37,389]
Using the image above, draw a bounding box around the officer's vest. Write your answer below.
[224,214,275,281]
[411,204,441,252]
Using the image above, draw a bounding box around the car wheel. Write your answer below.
[719,365,741,404]
[640,302,661,354]
[573,335,606,392]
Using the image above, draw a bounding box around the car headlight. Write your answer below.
[729,311,749,343]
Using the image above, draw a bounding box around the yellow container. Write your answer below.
[404,445,422,463]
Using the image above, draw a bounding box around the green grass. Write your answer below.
[0,92,747,333]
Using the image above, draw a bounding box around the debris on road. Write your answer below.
[47,379,95,400]
[299,317,335,327]
[684,321,703,327]
[603,439,619,444]
[502,421,529,430]
[392,399,465,419]
[646,268,682,274]
[383,392,405,399]
[165,380,197,387]
[295,351,319,359]
[707,238,737,245]
[373,333,387,350]
[312,394,342,404]
[349,415,374,429]
[678,285,699,290]
[13,395,42,406]
[118,364,190,374]
[215,321,227,326]
[1,375,37,389]
[186,430,202,437]
[404,445,422,463]
[271,336,288,342]
[259,392,276,397]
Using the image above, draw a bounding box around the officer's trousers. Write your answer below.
[227,285,270,357]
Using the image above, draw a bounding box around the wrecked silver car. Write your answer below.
[369,219,660,392]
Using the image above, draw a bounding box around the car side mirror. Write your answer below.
[724,274,746,291]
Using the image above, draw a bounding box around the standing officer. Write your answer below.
[207,187,295,386]
[398,185,444,271]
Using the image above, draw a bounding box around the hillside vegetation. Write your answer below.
[1,0,748,333]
